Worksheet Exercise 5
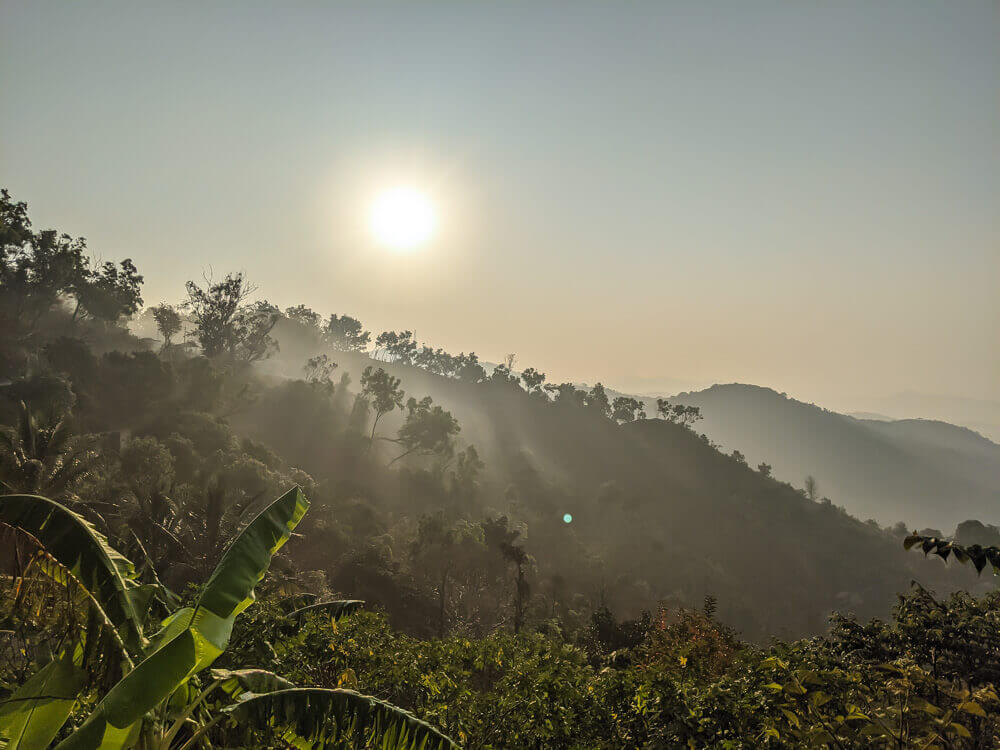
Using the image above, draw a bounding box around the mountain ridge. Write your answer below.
[666,383,1000,530]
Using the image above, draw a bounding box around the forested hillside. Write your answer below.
[3,189,999,747]
[670,384,1000,530]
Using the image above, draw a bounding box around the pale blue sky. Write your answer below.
[2,1,997,406]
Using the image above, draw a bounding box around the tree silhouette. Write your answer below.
[150,303,182,350]
[360,366,404,445]
[611,396,646,423]
[0,189,142,334]
[185,273,253,357]
[73,258,144,323]
[375,330,416,364]
[656,399,702,427]
[390,396,460,465]
[284,304,321,329]
[325,314,371,352]
[302,354,338,395]
[804,475,818,501]
[185,273,278,361]
[587,383,611,418]
[520,367,546,395]
[234,300,280,362]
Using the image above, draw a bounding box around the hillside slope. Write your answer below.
[669,384,1000,530]
[246,347,991,640]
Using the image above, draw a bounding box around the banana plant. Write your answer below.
[0,489,458,750]
[288,599,365,623]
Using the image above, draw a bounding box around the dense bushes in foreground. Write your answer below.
[4,487,999,747]
[220,585,1000,748]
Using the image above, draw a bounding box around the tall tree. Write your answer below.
[375,330,416,364]
[483,516,532,634]
[545,382,587,407]
[303,354,337,391]
[150,303,182,350]
[390,396,460,465]
[325,314,371,352]
[656,399,702,427]
[72,259,144,323]
[0,189,142,335]
[185,273,278,362]
[804,475,818,501]
[185,273,252,357]
[284,304,321,329]
[455,352,486,383]
[587,383,612,418]
[360,366,404,445]
[233,300,280,362]
[611,396,646,423]
[520,367,546,395]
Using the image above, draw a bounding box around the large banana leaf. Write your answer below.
[222,688,458,750]
[0,495,146,657]
[210,668,295,699]
[289,599,365,622]
[158,667,299,748]
[277,592,318,612]
[0,653,86,750]
[55,486,309,750]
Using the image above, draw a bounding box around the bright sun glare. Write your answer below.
[368,186,437,251]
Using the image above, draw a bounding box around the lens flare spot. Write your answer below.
[563,513,573,524]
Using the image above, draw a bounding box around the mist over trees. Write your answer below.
[3,189,999,747]
[669,383,1000,529]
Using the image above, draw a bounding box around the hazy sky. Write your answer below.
[2,2,997,409]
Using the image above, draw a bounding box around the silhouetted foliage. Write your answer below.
[184,273,278,361]
[325,313,371,352]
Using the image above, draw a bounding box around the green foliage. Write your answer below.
[905,533,1000,576]
[0,188,142,346]
[289,599,366,622]
[0,403,98,500]
[220,588,1000,748]
[0,494,149,657]
[224,688,457,750]
[761,656,997,748]
[1,489,458,750]
[54,487,308,749]
[0,653,87,750]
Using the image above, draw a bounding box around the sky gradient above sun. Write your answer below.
[1,1,996,409]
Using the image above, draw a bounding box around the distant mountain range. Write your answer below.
[847,392,1000,444]
[666,384,1000,531]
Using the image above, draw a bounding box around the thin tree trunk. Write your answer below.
[438,570,448,638]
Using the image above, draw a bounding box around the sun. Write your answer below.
[367,186,437,251]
